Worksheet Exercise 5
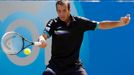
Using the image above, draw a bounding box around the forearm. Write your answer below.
[98,21,125,29]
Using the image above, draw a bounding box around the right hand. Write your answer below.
[38,35,47,48]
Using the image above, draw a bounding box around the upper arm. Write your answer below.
[43,19,55,39]
[78,17,99,31]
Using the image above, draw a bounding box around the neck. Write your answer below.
[65,15,71,24]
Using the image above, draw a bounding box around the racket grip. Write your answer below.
[33,42,42,46]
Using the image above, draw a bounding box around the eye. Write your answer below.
[57,10,61,13]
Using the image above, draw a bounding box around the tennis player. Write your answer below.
[39,0,130,75]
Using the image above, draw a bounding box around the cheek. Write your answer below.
[57,13,62,17]
[66,12,70,17]
[58,12,64,16]
[57,13,60,16]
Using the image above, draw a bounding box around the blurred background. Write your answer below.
[0,0,134,75]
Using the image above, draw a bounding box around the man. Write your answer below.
[39,0,130,75]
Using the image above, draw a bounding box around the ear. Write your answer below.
[68,7,71,12]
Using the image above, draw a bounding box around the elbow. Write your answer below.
[98,24,103,29]
[98,22,113,30]
[98,22,104,29]
[98,23,107,29]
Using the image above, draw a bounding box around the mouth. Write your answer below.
[60,17,65,19]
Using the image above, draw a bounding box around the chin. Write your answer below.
[61,19,66,22]
[59,18,65,21]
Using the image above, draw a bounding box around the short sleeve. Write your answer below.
[43,19,55,38]
[78,17,99,31]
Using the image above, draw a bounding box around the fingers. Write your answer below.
[126,14,130,17]
[120,14,131,24]
[125,14,131,20]
[125,14,131,24]
[38,35,47,48]
[120,17,124,23]
[40,42,47,48]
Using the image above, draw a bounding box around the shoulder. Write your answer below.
[47,18,57,23]
[46,18,58,26]
[74,16,98,23]
[73,16,90,21]
[73,16,99,26]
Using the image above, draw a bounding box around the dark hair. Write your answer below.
[56,0,70,10]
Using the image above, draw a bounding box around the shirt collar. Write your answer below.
[57,14,76,23]
[70,15,76,22]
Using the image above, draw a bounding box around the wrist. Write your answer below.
[39,35,46,42]
[119,21,125,26]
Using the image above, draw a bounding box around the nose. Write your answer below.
[59,12,64,17]
[59,13,65,18]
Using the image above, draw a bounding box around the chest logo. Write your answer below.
[54,30,69,35]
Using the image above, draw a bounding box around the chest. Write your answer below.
[53,22,82,38]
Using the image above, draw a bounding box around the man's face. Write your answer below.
[56,4,70,22]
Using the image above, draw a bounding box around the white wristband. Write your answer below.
[39,35,46,42]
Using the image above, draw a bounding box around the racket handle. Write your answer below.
[33,42,42,46]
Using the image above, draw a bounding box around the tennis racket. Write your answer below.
[1,31,42,55]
